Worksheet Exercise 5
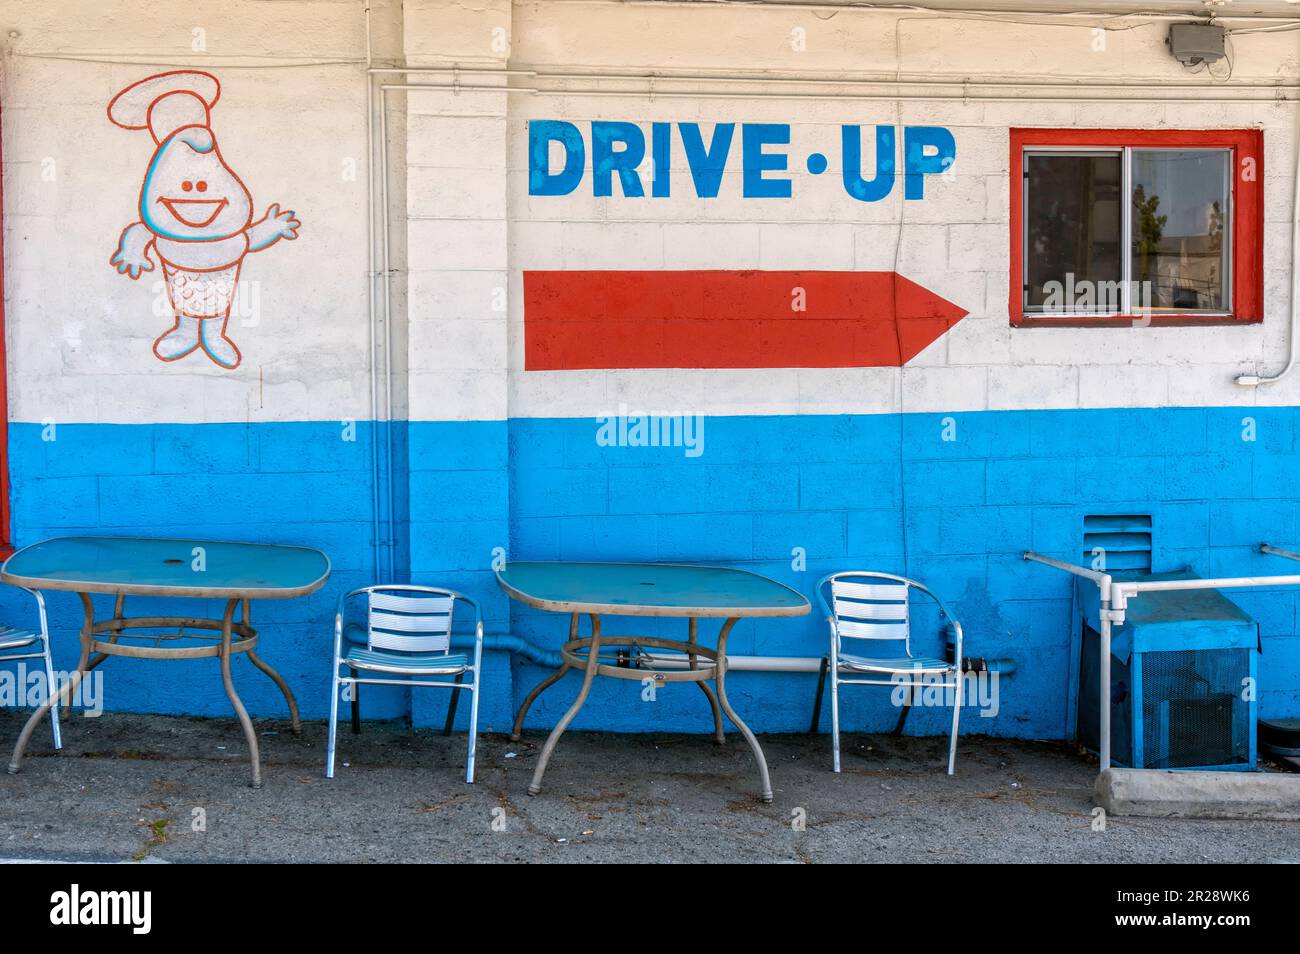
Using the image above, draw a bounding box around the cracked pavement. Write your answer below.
[1,711,1298,863]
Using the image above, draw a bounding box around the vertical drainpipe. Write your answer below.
[364,4,384,580]
[1237,68,1300,388]
[379,86,395,582]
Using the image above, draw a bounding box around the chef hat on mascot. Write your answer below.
[107,70,221,145]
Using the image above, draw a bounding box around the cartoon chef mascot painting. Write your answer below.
[107,71,300,370]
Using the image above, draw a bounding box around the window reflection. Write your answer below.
[1025,153,1122,310]
[1131,150,1229,313]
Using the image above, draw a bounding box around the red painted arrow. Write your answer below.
[523,270,968,370]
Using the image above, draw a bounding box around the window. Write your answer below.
[1010,129,1262,326]
[0,106,9,552]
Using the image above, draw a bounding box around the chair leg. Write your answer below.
[830,655,842,773]
[444,672,464,736]
[466,671,481,785]
[43,638,62,751]
[326,665,341,778]
[893,681,915,737]
[350,666,361,735]
[947,671,962,776]
[809,657,828,734]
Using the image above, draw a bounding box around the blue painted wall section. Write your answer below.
[3,407,1298,738]
[2,421,403,722]
[508,407,1300,736]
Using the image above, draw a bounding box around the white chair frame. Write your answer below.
[326,585,483,783]
[817,571,962,775]
[0,587,61,751]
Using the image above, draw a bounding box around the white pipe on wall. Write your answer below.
[366,65,1300,102]
[372,62,1300,94]
[364,3,383,580]
[557,0,1298,24]
[378,85,396,580]
[1237,32,1300,389]
[1110,573,1300,612]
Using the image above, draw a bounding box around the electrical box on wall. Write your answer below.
[1167,23,1226,67]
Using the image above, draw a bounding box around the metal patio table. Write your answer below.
[498,561,810,802]
[3,536,330,787]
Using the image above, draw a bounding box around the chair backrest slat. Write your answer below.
[836,618,908,640]
[829,576,910,646]
[834,581,908,602]
[370,608,453,632]
[370,592,450,614]
[366,590,455,654]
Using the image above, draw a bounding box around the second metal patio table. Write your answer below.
[4,536,329,787]
[497,561,810,802]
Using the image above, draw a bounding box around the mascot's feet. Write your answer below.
[153,316,201,361]
[200,319,242,370]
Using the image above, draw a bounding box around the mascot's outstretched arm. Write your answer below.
[109,222,155,280]
[247,204,301,252]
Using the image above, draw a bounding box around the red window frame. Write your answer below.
[1009,127,1263,328]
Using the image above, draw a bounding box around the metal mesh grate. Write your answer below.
[1139,648,1250,769]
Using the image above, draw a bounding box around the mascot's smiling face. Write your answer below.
[141,125,252,241]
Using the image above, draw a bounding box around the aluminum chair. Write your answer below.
[0,587,61,751]
[326,585,483,783]
[815,571,962,774]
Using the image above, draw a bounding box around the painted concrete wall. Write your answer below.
[1,0,1298,741]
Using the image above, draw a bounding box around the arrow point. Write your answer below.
[894,274,969,322]
[893,275,969,364]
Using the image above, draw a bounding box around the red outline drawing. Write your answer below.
[108,71,301,370]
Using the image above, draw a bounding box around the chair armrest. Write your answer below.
[814,574,835,620]
[451,594,485,645]
[333,588,362,660]
[905,580,964,666]
[15,586,50,640]
[332,610,344,660]
[464,602,485,673]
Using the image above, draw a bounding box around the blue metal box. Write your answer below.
[1072,572,1258,771]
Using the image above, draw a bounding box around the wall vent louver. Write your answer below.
[1083,514,1153,573]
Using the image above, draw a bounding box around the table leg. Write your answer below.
[10,592,94,774]
[688,617,724,744]
[246,651,301,735]
[217,598,262,788]
[510,612,579,741]
[242,597,301,735]
[60,595,110,722]
[713,617,773,803]
[528,613,602,796]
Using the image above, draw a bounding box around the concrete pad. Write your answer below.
[2,710,1299,862]
[1096,767,1300,821]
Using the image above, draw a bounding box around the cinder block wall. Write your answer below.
[1,0,1297,739]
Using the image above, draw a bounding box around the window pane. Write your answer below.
[1131,149,1229,313]
[1024,152,1123,312]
